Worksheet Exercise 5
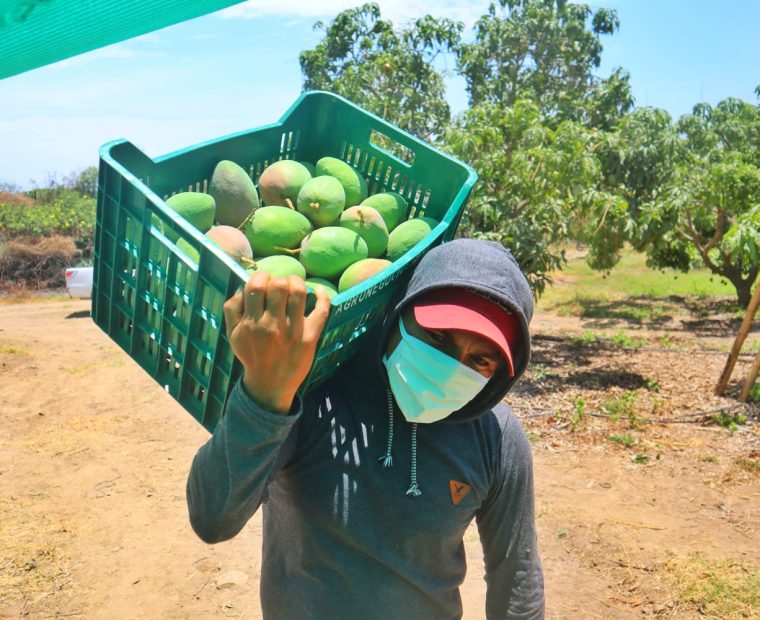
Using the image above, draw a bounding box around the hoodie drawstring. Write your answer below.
[378,389,395,468]
[380,388,422,497]
[406,423,421,497]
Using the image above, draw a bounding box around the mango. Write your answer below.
[386,217,439,262]
[299,161,317,177]
[258,160,312,208]
[247,255,306,280]
[338,258,392,293]
[360,191,407,232]
[298,226,368,280]
[163,192,215,242]
[243,206,313,257]
[305,277,339,299]
[176,237,200,265]
[315,156,368,206]
[209,160,259,227]
[297,176,346,227]
[206,225,253,264]
[339,205,388,258]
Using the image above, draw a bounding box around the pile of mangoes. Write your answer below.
[163,157,438,298]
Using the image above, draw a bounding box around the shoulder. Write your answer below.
[481,403,531,446]
[477,403,535,476]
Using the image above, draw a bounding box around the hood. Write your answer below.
[374,237,534,423]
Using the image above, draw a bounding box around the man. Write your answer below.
[187,238,545,619]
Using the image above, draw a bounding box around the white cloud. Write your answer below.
[219,0,489,30]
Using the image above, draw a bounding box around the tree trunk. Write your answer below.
[714,262,757,309]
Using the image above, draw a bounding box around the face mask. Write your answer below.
[382,316,489,424]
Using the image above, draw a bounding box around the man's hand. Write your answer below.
[223,270,331,414]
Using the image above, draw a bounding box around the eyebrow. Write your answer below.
[426,328,502,363]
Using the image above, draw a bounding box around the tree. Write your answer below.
[598,98,760,308]
[299,3,462,142]
[446,99,616,295]
[64,166,98,197]
[457,0,632,128]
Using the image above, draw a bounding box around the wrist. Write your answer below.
[241,373,296,415]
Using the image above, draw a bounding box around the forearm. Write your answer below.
[483,522,544,620]
[186,379,301,543]
[478,412,545,619]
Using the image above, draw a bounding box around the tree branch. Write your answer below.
[703,207,725,253]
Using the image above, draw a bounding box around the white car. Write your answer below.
[65,266,93,299]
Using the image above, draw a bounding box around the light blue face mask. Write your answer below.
[382,316,489,424]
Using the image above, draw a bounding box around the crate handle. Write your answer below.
[369,129,416,167]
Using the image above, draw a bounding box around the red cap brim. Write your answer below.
[413,289,519,377]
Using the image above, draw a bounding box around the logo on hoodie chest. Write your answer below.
[449,480,472,505]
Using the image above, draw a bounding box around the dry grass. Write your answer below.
[0,343,29,355]
[665,553,760,619]
[0,235,80,291]
[0,497,74,608]
[0,191,35,207]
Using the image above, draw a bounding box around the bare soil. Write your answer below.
[1,297,759,619]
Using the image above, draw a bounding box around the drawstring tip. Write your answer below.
[378,454,393,468]
[406,483,422,497]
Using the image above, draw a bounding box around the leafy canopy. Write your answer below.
[458,0,632,128]
[300,3,462,141]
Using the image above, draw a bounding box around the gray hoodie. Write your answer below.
[186,238,545,619]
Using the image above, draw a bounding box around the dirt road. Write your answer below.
[1,299,758,618]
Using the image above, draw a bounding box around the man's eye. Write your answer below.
[471,356,488,367]
[427,330,445,343]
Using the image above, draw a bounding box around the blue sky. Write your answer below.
[0,0,757,190]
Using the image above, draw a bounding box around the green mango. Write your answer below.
[209,160,259,227]
[299,226,368,280]
[360,191,407,232]
[305,277,339,299]
[315,156,368,207]
[176,237,200,265]
[163,192,216,242]
[297,176,346,227]
[258,160,312,208]
[247,255,306,280]
[338,258,392,293]
[243,206,313,257]
[339,205,389,258]
[386,217,439,262]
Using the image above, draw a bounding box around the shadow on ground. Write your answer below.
[515,334,650,395]
[65,310,91,319]
[551,295,750,338]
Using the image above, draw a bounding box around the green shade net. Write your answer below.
[0,0,245,80]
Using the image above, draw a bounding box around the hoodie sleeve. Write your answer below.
[476,410,545,620]
[186,379,302,544]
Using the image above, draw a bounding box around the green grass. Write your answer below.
[538,248,739,321]
[608,433,636,448]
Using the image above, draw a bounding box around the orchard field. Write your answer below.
[1,249,758,619]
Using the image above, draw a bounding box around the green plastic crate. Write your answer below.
[92,90,477,432]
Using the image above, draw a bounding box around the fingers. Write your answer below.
[304,284,332,342]
[223,288,244,340]
[243,270,270,319]
[285,276,307,337]
[262,276,290,322]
